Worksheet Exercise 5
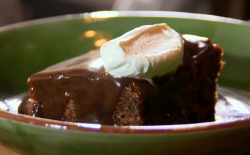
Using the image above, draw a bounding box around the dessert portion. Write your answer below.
[26,23,224,125]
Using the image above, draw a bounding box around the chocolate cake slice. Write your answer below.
[26,35,224,125]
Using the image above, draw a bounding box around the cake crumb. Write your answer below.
[113,85,144,126]
[64,99,77,122]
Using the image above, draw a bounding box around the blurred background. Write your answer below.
[0,0,249,27]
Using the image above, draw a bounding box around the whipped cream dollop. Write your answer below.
[182,34,208,43]
[100,23,184,78]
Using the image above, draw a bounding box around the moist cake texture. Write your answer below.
[27,35,224,125]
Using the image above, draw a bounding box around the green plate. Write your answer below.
[0,11,250,155]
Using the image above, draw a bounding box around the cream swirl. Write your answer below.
[100,23,184,78]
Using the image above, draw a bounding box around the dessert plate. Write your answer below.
[0,88,250,155]
[1,11,250,155]
[0,87,250,155]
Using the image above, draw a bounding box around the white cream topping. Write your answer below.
[182,34,209,49]
[100,23,184,78]
[182,34,208,43]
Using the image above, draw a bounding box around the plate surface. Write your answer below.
[1,11,250,155]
